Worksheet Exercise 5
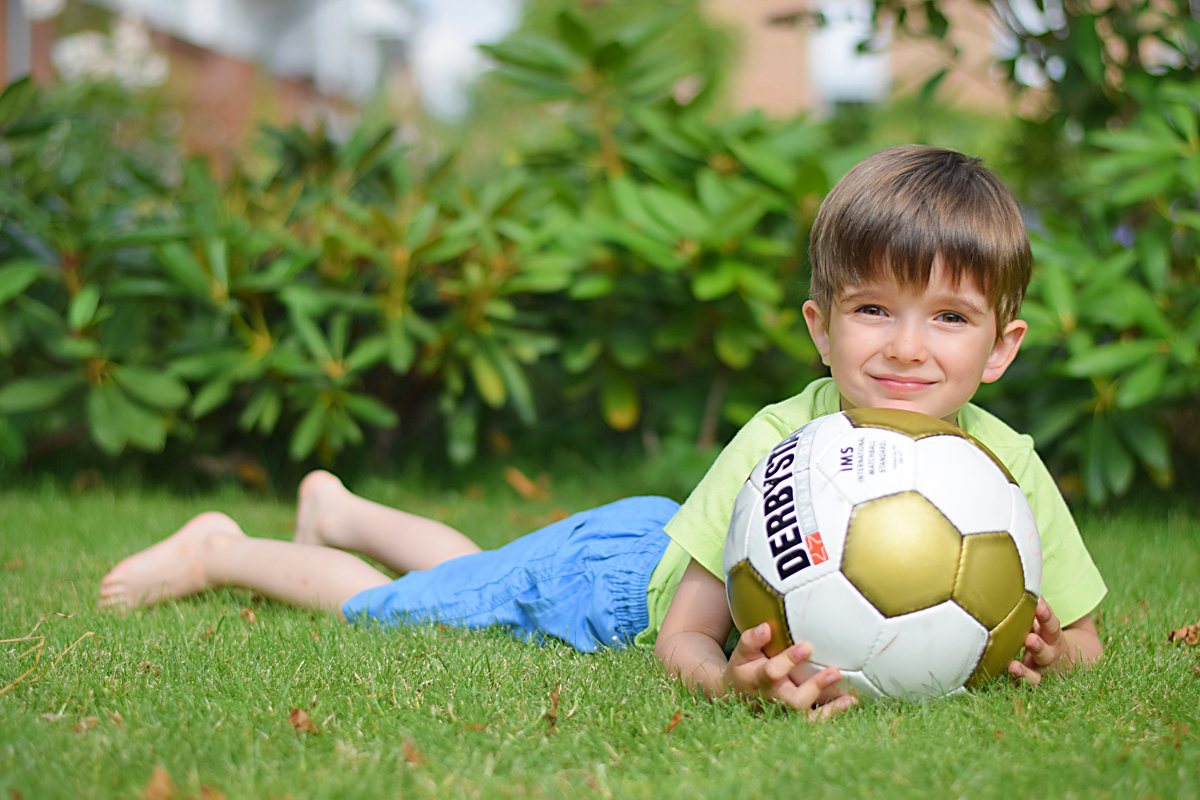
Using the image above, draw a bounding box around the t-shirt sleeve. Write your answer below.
[1000,441,1108,626]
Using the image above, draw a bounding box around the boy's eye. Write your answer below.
[938,312,968,324]
[855,305,886,316]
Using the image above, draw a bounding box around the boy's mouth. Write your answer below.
[872,374,935,392]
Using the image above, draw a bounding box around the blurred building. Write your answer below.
[706,0,1015,116]
[2,0,1021,160]
[1,0,418,161]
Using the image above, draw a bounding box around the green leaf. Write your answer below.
[0,77,35,129]
[289,401,329,460]
[342,393,399,428]
[468,349,507,407]
[0,373,82,413]
[479,36,581,78]
[67,285,101,331]
[0,259,45,305]
[732,261,783,304]
[1114,356,1167,410]
[86,383,132,455]
[205,237,230,290]
[287,307,333,365]
[609,177,674,241]
[1096,415,1134,497]
[345,334,388,373]
[386,317,416,372]
[562,338,602,374]
[726,138,796,192]
[239,387,283,435]
[600,371,639,431]
[445,402,478,465]
[157,242,212,300]
[1064,340,1161,378]
[483,337,536,424]
[715,326,757,369]
[641,185,709,241]
[110,364,190,410]
[556,9,595,58]
[1116,414,1173,488]
[190,379,233,418]
[692,261,736,301]
[568,273,615,300]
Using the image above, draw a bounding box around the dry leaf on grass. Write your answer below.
[142,765,175,800]
[543,683,561,734]
[664,710,686,734]
[402,737,427,766]
[1168,621,1199,646]
[287,708,319,735]
[503,466,550,501]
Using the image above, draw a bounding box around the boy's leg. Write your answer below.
[100,511,392,617]
[294,471,481,573]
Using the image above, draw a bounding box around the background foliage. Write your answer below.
[1,1,1197,504]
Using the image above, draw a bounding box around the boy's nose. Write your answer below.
[885,323,927,362]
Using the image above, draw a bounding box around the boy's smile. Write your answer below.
[803,259,1027,424]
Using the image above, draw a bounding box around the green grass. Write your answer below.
[1,471,1197,799]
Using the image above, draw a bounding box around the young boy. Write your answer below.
[101,145,1105,719]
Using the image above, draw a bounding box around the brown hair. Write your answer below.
[808,145,1031,330]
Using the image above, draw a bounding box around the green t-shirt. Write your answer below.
[635,378,1107,647]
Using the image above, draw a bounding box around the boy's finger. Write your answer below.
[1008,659,1042,686]
[729,623,771,665]
[808,693,857,722]
[776,666,841,710]
[762,642,813,682]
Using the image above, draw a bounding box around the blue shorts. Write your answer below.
[342,496,678,652]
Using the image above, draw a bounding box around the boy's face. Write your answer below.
[802,258,1027,424]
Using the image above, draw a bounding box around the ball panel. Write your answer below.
[722,480,760,576]
[913,435,1014,535]
[808,467,853,568]
[813,426,918,506]
[784,573,885,671]
[967,591,1039,688]
[954,531,1027,629]
[1008,485,1043,595]
[837,669,886,701]
[864,602,989,700]
[842,492,963,617]
[725,559,793,657]
[843,407,961,439]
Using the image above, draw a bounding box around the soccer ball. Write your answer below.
[723,408,1042,701]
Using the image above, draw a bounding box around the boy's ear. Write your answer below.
[982,319,1028,384]
[802,300,830,365]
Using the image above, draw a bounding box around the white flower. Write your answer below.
[22,0,67,22]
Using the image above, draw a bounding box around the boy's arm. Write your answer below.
[1008,601,1103,686]
[654,559,856,718]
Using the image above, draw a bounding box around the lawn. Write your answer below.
[1,464,1197,799]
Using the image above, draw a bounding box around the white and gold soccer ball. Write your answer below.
[723,408,1042,701]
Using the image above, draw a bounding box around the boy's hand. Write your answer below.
[1007,600,1101,686]
[725,622,857,719]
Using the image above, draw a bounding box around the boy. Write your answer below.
[101,145,1105,719]
[653,145,1105,712]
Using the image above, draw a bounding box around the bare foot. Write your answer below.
[294,470,350,548]
[99,511,245,609]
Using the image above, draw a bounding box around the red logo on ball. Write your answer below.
[805,532,828,565]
